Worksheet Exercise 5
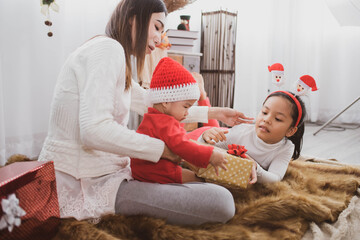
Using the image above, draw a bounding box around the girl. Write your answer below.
[38,0,252,225]
[198,91,306,183]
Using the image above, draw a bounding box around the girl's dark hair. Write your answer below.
[105,0,167,90]
[266,91,306,159]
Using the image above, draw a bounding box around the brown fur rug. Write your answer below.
[4,155,360,240]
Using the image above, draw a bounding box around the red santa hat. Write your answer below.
[299,75,318,91]
[268,63,284,74]
[147,57,200,104]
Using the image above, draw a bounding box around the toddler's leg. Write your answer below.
[181,168,204,183]
[115,180,235,225]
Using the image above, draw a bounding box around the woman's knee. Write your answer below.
[217,187,236,223]
[202,183,235,223]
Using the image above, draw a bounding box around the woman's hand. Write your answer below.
[244,154,257,184]
[208,107,254,127]
[202,127,228,145]
[161,145,182,164]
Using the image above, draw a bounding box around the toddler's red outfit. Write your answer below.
[131,107,213,183]
[131,57,214,184]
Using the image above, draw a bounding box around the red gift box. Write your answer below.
[0,161,60,240]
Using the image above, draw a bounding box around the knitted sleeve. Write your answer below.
[77,38,164,162]
[181,106,209,123]
[130,79,148,116]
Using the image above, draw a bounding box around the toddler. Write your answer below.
[131,57,229,184]
[199,90,306,183]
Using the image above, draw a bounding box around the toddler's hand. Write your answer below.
[209,148,228,176]
[202,127,228,144]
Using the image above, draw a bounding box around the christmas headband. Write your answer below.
[268,63,318,96]
[267,90,302,128]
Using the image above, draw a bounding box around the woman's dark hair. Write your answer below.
[105,0,167,90]
[266,91,306,159]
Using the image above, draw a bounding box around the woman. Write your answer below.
[39,0,252,225]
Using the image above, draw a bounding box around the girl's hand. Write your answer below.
[202,127,228,144]
[244,154,257,184]
[209,148,228,176]
[249,162,257,184]
[208,107,254,127]
[161,145,182,164]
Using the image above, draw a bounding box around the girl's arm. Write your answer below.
[255,164,282,183]
[255,146,293,183]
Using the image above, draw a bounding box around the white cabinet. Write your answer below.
[167,50,202,73]
[183,55,200,73]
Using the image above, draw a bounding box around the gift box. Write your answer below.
[186,141,253,188]
[0,161,60,240]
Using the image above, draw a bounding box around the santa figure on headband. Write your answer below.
[295,75,318,96]
[268,63,285,88]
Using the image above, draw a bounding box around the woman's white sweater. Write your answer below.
[38,36,167,179]
[38,36,210,220]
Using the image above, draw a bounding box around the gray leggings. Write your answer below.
[115,180,235,225]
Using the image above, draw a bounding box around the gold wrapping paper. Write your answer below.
[186,140,253,188]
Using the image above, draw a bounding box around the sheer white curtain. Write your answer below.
[1,0,359,165]
[233,0,360,124]
[0,0,119,165]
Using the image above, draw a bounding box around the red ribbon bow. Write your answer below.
[227,144,247,158]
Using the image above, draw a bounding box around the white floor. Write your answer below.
[302,122,360,166]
